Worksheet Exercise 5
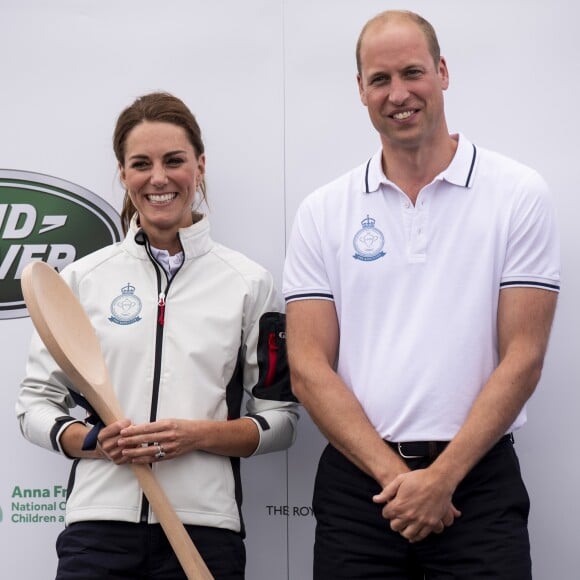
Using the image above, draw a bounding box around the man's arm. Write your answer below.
[286,299,411,487]
[379,287,558,542]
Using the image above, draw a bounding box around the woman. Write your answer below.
[17,92,298,579]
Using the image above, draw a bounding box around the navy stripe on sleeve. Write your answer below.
[285,292,334,302]
[500,280,560,291]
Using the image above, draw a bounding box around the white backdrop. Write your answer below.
[1,1,578,578]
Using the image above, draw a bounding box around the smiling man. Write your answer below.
[283,10,560,580]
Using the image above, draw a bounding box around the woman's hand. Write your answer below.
[117,419,195,463]
[117,417,260,463]
[97,419,133,464]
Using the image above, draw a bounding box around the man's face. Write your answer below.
[357,18,449,151]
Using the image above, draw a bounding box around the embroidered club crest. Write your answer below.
[353,215,386,261]
[109,283,142,325]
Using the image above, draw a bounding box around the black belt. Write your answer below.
[386,433,514,461]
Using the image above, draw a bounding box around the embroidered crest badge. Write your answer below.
[109,283,142,325]
[353,215,386,261]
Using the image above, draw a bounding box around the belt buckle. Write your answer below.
[397,442,423,459]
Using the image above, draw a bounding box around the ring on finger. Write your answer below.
[155,444,166,459]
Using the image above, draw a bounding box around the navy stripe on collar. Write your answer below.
[465,144,477,187]
[364,143,478,193]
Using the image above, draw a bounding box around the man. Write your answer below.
[283,10,559,580]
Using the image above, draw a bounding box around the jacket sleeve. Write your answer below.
[16,329,86,456]
[241,270,299,456]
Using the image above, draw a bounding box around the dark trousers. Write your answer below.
[55,521,245,579]
[313,436,531,579]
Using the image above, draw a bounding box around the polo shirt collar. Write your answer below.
[440,133,478,188]
[362,149,386,194]
[362,133,478,194]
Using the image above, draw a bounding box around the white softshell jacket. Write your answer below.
[17,215,298,534]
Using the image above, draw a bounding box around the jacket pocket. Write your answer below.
[252,312,297,402]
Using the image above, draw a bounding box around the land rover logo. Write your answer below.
[0,170,122,319]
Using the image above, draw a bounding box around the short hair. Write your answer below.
[356,10,441,75]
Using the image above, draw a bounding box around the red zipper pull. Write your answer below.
[265,331,279,387]
[158,292,166,325]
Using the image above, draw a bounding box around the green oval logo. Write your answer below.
[0,170,122,319]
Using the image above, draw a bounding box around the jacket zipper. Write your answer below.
[138,235,184,523]
[158,292,166,326]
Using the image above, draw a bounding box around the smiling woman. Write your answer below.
[16,91,299,580]
[113,93,208,240]
[120,120,205,254]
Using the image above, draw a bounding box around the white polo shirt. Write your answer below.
[283,134,560,441]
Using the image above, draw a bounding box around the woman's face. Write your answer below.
[120,121,205,251]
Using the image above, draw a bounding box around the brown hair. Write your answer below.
[356,10,441,76]
[113,92,206,234]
